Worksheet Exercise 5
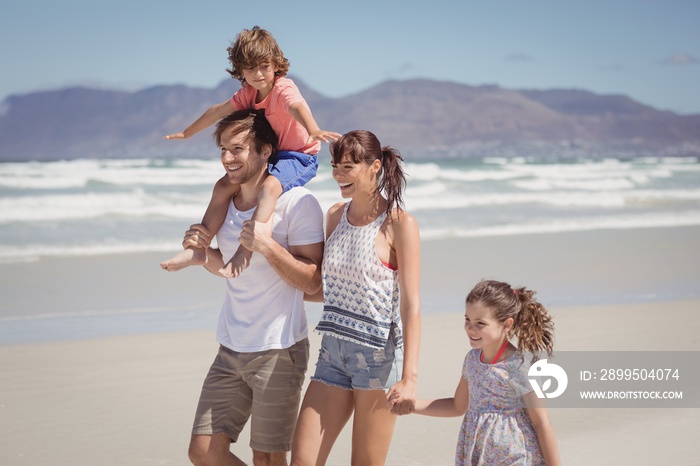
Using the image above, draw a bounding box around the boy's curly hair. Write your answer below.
[226,26,290,83]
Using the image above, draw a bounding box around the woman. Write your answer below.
[291,130,421,465]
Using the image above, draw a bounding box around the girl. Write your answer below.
[291,130,421,466]
[401,280,561,465]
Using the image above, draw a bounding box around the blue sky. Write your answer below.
[2,0,699,113]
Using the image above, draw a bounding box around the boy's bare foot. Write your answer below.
[219,246,252,278]
[160,248,206,272]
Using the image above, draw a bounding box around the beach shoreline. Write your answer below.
[3,225,700,329]
[1,225,698,347]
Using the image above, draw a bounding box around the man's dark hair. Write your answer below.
[214,108,278,156]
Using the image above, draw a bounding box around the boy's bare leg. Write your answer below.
[219,176,283,278]
[161,176,239,272]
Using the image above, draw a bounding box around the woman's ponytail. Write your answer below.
[379,146,406,213]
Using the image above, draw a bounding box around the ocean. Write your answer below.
[1,155,699,344]
[1,155,700,263]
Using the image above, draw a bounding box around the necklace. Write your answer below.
[480,340,509,364]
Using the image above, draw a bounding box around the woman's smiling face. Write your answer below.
[331,155,380,199]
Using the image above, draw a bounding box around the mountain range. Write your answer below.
[1,77,699,161]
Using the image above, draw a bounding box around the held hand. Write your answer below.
[239,217,274,254]
[182,224,212,250]
[387,378,417,416]
[163,131,187,140]
[307,129,342,144]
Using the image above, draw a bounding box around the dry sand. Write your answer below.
[1,226,699,465]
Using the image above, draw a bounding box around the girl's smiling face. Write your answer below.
[464,301,511,352]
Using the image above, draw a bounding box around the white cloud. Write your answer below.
[662,53,699,65]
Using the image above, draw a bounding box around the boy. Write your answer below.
[161,26,339,277]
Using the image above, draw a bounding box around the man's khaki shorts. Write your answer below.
[192,338,309,452]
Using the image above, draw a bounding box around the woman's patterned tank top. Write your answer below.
[315,203,402,349]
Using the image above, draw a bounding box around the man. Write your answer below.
[183,109,324,466]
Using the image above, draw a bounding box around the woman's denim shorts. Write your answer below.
[311,334,403,391]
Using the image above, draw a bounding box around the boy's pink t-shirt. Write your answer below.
[229,77,320,155]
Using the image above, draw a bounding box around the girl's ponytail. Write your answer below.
[512,287,554,357]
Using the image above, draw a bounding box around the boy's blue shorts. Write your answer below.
[268,151,318,193]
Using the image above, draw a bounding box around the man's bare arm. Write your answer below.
[239,219,323,295]
[267,241,323,295]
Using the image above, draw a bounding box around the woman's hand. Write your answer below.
[387,378,417,415]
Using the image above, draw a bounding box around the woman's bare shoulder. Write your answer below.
[325,201,348,238]
[388,208,418,229]
[327,201,347,220]
[383,209,419,248]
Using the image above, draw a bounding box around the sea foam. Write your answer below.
[1,156,698,261]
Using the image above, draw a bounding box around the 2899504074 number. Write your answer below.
[600,368,680,381]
